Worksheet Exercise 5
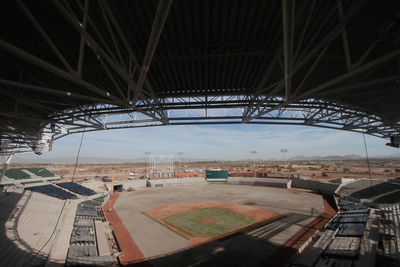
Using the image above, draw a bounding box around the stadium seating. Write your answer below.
[349,182,400,200]
[56,182,96,196]
[4,168,31,179]
[26,168,55,177]
[377,204,400,262]
[76,203,99,217]
[291,179,339,194]
[337,179,383,198]
[67,195,118,266]
[375,191,400,205]
[26,184,77,200]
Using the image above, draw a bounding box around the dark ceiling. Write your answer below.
[0,0,399,152]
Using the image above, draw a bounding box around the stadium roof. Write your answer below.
[1,0,400,154]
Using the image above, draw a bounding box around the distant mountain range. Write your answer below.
[287,154,364,161]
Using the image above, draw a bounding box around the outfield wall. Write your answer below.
[147,178,207,188]
[227,177,291,188]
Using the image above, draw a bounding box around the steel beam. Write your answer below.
[132,0,173,105]
[337,0,352,70]
[282,0,295,100]
[0,39,124,104]
[0,78,110,103]
[297,48,400,99]
[16,0,74,73]
[77,0,89,77]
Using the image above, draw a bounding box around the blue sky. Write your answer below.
[13,124,400,162]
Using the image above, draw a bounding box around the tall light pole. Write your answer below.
[177,152,183,170]
[145,152,151,179]
[251,150,257,178]
[280,149,288,177]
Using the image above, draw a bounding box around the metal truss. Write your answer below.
[1,0,400,155]
[2,95,399,155]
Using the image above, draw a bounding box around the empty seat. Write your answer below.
[57,182,96,196]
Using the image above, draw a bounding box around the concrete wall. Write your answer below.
[291,179,339,195]
[147,178,207,188]
[117,179,147,189]
[227,177,291,188]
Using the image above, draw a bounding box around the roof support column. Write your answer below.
[337,0,352,71]
[132,0,173,105]
[282,0,295,101]
[77,0,89,77]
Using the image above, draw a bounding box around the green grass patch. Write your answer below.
[164,208,255,237]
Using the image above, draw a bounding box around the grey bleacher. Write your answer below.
[74,217,94,228]
[377,204,400,262]
[350,182,400,200]
[290,197,374,266]
[68,245,98,257]
[70,227,96,244]
[325,236,361,258]
[66,196,119,266]
[339,199,368,212]
[76,203,99,217]
[337,179,383,198]
[313,229,338,250]
[314,258,353,267]
[332,213,369,224]
[66,255,118,267]
[336,223,366,237]
[341,209,369,214]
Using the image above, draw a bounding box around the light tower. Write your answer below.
[145,152,151,179]
[251,150,257,178]
[280,149,288,177]
[177,152,183,170]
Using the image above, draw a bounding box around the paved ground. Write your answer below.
[113,184,325,265]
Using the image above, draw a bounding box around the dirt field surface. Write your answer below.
[144,202,280,244]
[113,184,325,266]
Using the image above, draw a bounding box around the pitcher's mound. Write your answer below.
[202,217,216,223]
[144,202,280,245]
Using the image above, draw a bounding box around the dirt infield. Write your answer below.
[145,201,280,222]
[113,184,325,264]
[144,202,280,245]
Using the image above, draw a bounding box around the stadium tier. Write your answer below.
[26,168,55,177]
[3,168,30,179]
[56,182,96,196]
[26,184,77,200]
